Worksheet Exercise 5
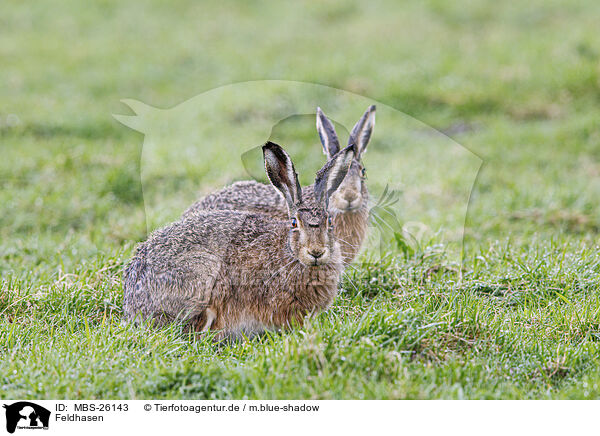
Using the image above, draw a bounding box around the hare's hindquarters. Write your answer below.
[123,254,152,322]
[122,215,233,329]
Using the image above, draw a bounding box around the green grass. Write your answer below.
[2,0,600,399]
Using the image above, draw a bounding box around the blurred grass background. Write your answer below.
[2,0,600,399]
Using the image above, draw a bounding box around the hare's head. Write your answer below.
[263,141,354,267]
[316,105,376,212]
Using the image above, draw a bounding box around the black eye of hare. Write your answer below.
[361,167,367,178]
[291,217,298,228]
[328,216,333,227]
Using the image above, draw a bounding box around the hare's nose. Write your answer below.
[309,249,324,259]
[343,191,358,203]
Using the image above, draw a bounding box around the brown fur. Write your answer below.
[124,142,354,340]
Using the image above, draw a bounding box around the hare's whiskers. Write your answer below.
[336,237,359,249]
[340,259,360,273]
[266,258,298,284]
[340,270,358,293]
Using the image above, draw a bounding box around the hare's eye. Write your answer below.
[361,167,367,178]
[291,217,298,228]
[328,216,333,227]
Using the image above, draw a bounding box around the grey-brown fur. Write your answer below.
[182,106,376,264]
[124,141,355,340]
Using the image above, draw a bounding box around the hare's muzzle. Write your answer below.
[301,246,330,266]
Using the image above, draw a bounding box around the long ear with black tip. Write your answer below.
[314,143,355,206]
[316,107,341,158]
[348,105,376,159]
[263,141,302,213]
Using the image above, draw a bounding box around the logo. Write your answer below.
[113,81,481,253]
[2,402,50,434]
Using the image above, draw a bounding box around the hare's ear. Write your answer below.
[316,107,341,158]
[263,141,302,212]
[314,143,355,206]
[348,105,376,159]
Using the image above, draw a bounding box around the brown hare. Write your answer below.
[182,106,376,265]
[124,142,355,340]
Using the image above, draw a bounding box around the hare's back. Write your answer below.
[140,210,287,271]
[140,211,244,269]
